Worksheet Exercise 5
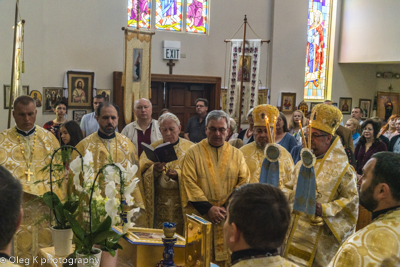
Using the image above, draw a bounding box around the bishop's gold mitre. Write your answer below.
[252,104,279,127]
[310,104,342,135]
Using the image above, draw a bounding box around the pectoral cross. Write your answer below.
[25,168,33,182]
[167,60,175,75]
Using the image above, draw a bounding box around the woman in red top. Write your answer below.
[43,100,68,144]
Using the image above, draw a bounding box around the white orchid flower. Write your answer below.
[104,165,122,184]
[105,198,118,223]
[123,178,139,206]
[83,151,93,166]
[69,157,82,175]
[122,207,140,234]
[125,162,138,182]
[105,181,118,199]
[73,173,83,192]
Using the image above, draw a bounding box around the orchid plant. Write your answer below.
[67,151,141,256]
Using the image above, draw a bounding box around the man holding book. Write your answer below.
[182,110,250,267]
[139,113,195,235]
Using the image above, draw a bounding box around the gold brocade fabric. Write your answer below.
[240,142,294,185]
[329,207,400,267]
[138,138,194,235]
[74,132,145,210]
[0,126,61,197]
[232,256,299,267]
[283,137,359,267]
[0,126,61,267]
[182,139,250,262]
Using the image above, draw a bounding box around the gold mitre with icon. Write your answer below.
[310,104,342,135]
[252,105,279,127]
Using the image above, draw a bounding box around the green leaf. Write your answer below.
[42,192,61,209]
[92,231,118,244]
[63,210,85,242]
[63,201,79,214]
[92,216,112,236]
[54,202,66,227]
[108,249,116,257]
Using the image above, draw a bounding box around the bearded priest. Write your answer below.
[0,96,61,262]
[73,102,145,223]
[139,112,194,235]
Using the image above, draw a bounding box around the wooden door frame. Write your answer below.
[151,74,221,111]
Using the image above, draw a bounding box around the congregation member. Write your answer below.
[345,118,361,147]
[159,108,170,115]
[139,113,194,235]
[122,98,162,156]
[0,96,61,261]
[224,184,298,267]
[43,100,68,143]
[370,117,390,148]
[0,166,23,267]
[80,94,105,137]
[388,117,400,153]
[351,107,364,125]
[354,119,387,180]
[274,112,297,152]
[379,114,399,140]
[60,120,84,147]
[182,110,250,267]
[226,118,239,141]
[329,152,400,266]
[237,108,254,145]
[184,98,209,143]
[74,103,145,216]
[240,105,294,184]
[288,110,307,145]
[283,104,359,267]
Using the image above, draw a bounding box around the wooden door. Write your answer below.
[150,81,164,120]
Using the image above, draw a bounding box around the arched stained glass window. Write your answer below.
[186,0,208,34]
[155,0,183,31]
[127,0,152,29]
[304,0,333,100]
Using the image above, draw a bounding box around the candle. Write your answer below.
[264,117,271,143]
[273,116,277,143]
[308,120,312,149]
[299,122,307,148]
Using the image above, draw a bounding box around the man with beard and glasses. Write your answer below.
[329,152,400,266]
[73,102,145,220]
[240,105,294,184]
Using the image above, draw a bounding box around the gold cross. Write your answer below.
[25,169,33,182]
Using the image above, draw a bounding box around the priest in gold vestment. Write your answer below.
[329,152,400,267]
[240,105,294,185]
[0,96,61,264]
[139,113,194,234]
[182,110,250,267]
[74,103,145,219]
[283,104,359,267]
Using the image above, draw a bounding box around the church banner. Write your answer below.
[226,39,261,123]
[123,28,153,124]
[12,21,24,102]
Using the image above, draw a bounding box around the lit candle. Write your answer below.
[299,121,307,148]
[264,117,271,143]
[273,116,277,143]
[308,120,312,149]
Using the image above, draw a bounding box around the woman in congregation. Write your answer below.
[237,108,254,145]
[288,110,307,145]
[139,112,194,235]
[354,119,387,182]
[43,100,68,143]
[345,118,361,148]
[226,118,239,141]
[60,121,84,147]
[388,117,400,153]
[275,112,297,152]
[378,114,399,140]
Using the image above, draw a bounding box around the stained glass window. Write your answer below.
[304,0,333,100]
[186,0,208,34]
[127,0,152,29]
[155,0,183,31]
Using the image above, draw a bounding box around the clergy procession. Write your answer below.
[1,0,400,266]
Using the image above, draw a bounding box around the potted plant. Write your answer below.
[67,154,141,267]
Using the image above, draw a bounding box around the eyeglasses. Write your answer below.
[208,127,227,133]
[311,133,328,139]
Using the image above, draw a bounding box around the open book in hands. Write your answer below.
[141,142,178,163]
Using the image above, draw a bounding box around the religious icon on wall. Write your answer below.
[280,93,296,114]
[359,99,372,119]
[29,90,42,108]
[133,49,143,82]
[97,89,112,103]
[73,110,87,123]
[4,85,29,109]
[377,92,400,122]
[238,55,251,82]
[43,87,63,114]
[339,97,352,114]
[298,101,309,115]
[67,71,94,109]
